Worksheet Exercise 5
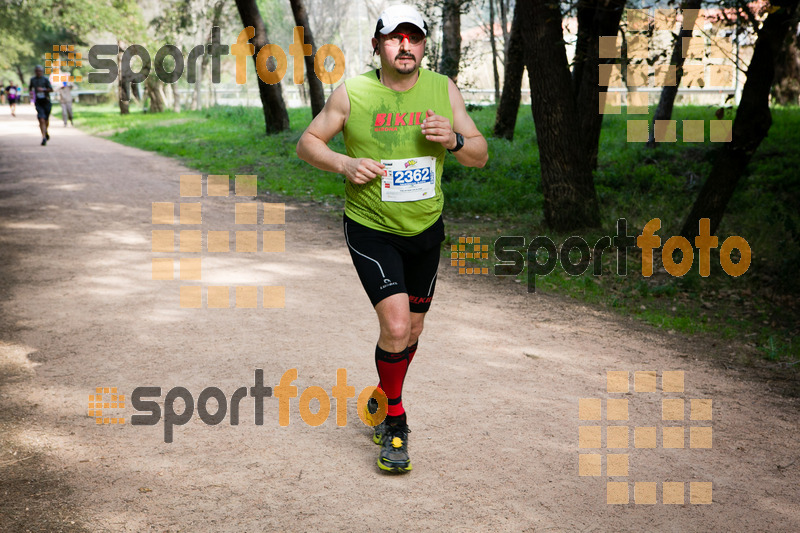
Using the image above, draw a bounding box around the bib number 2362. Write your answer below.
[381,156,436,202]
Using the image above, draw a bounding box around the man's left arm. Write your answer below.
[420,78,488,168]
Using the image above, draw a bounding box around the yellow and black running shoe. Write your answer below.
[377,421,412,473]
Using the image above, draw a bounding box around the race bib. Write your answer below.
[381,156,436,202]
[36,91,45,99]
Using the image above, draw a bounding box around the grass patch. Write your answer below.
[74,101,800,368]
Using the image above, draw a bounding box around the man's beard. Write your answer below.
[394,53,418,75]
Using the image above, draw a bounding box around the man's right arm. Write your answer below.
[296,84,384,185]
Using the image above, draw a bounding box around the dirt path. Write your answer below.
[0,104,798,532]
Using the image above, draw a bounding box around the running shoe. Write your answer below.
[377,420,412,473]
[45,132,50,140]
[41,138,46,146]
[365,397,385,445]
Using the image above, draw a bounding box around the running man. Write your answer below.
[58,80,75,126]
[296,4,488,473]
[4,82,19,117]
[29,66,54,145]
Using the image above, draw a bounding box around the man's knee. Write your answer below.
[382,317,411,344]
[409,321,424,341]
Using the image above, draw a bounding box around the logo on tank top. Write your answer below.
[374,112,425,132]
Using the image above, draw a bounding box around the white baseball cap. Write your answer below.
[375,5,428,36]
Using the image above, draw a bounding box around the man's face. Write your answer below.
[34,67,43,77]
[376,22,426,75]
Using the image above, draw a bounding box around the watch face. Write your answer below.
[450,132,464,152]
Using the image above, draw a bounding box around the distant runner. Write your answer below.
[297,4,488,473]
[5,82,19,117]
[29,66,53,145]
[58,80,74,127]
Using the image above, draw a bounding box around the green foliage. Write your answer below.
[0,0,144,83]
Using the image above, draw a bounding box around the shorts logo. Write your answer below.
[408,295,432,305]
[380,278,398,290]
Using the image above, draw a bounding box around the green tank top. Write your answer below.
[343,68,452,236]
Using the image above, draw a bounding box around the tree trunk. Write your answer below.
[490,0,500,103]
[499,0,510,57]
[15,65,26,89]
[647,0,702,147]
[572,0,626,168]
[159,85,169,109]
[205,2,224,109]
[439,0,462,81]
[192,57,203,110]
[234,0,291,134]
[190,33,200,111]
[117,40,130,115]
[288,0,326,117]
[198,42,210,110]
[172,82,181,112]
[521,0,601,230]
[145,76,165,113]
[772,27,800,104]
[493,0,524,140]
[680,0,800,240]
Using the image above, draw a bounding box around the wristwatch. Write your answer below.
[448,132,464,153]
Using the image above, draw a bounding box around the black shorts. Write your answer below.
[343,214,445,313]
[35,99,51,119]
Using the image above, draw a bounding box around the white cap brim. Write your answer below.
[376,5,428,35]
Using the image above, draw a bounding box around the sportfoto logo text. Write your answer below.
[493,218,750,292]
[87,26,344,100]
[98,369,387,443]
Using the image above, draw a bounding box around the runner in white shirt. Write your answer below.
[59,81,74,126]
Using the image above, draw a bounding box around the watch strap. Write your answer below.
[448,132,464,153]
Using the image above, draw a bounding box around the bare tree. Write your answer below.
[234,0,291,134]
[289,0,325,117]
[151,0,235,111]
[171,83,182,112]
[571,0,627,169]
[305,0,348,47]
[117,40,131,115]
[680,0,800,240]
[489,0,500,102]
[520,0,601,230]
[145,75,166,112]
[15,65,26,88]
[493,0,524,140]
[772,21,800,104]
[440,0,463,81]
[499,0,510,56]
[647,0,702,147]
